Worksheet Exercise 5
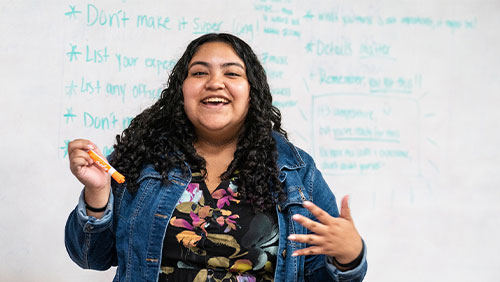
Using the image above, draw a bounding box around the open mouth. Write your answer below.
[201,97,230,106]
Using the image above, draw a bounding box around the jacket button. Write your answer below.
[281,249,286,258]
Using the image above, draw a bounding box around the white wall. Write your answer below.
[1,0,499,281]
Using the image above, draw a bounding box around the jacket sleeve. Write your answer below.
[64,188,117,270]
[298,149,368,282]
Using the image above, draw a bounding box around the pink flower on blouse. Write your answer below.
[216,216,225,226]
[212,186,240,208]
[236,275,256,282]
[190,211,204,228]
[177,183,202,204]
[170,217,194,230]
[224,214,240,233]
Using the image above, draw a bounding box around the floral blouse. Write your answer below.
[159,172,279,282]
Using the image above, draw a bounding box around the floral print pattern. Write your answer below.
[159,172,278,282]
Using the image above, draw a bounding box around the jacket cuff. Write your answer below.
[325,239,368,280]
[76,188,114,233]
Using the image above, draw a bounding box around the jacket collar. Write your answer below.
[272,131,305,171]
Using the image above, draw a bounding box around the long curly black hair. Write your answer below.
[110,33,287,212]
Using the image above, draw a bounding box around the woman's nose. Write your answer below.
[205,73,225,90]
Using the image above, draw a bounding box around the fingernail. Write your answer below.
[88,144,95,150]
[292,214,300,220]
[288,235,296,240]
[291,252,298,257]
[303,200,312,206]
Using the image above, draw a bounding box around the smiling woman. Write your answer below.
[182,41,251,151]
[64,33,367,282]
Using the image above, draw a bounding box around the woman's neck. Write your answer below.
[194,135,238,158]
[194,127,241,156]
[194,131,238,193]
[194,134,239,193]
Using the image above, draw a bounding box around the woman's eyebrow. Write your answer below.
[188,61,245,69]
[188,61,209,69]
[222,62,245,69]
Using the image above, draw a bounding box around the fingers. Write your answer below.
[67,139,95,156]
[291,245,323,257]
[289,195,359,259]
[302,200,334,225]
[288,233,322,246]
[292,213,326,234]
[340,195,352,221]
[68,139,98,173]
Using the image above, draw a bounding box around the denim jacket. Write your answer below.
[65,132,367,281]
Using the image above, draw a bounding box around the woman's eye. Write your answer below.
[226,72,241,77]
[192,71,207,76]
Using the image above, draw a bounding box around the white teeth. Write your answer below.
[203,97,229,104]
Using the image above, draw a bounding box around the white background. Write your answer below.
[1,0,499,281]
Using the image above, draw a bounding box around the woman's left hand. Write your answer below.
[287,195,363,264]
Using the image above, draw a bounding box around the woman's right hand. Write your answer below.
[68,139,111,211]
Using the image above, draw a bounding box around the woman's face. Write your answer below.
[182,42,251,139]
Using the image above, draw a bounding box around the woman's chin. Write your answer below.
[195,121,244,138]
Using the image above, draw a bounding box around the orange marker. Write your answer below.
[87,149,125,184]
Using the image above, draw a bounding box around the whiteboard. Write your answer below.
[1,0,500,281]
